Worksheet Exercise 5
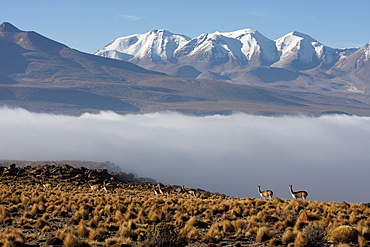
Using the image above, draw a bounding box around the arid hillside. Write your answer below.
[0,163,369,246]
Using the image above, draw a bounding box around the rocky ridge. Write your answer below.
[0,162,155,185]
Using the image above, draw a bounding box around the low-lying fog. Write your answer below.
[0,107,369,203]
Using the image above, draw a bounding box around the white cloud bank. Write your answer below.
[0,107,369,203]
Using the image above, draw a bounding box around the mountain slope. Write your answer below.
[0,22,169,113]
[331,43,370,77]
[1,22,370,116]
[328,43,370,93]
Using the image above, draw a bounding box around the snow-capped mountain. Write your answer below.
[226,29,280,66]
[273,31,339,70]
[96,29,280,72]
[95,29,190,66]
[95,29,361,85]
[95,29,289,78]
[173,29,280,70]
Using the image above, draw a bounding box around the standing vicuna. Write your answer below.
[289,185,308,201]
[152,184,160,196]
[103,181,115,193]
[257,185,273,199]
[157,183,172,196]
[181,185,197,198]
[88,183,101,192]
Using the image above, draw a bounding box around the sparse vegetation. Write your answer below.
[0,163,369,246]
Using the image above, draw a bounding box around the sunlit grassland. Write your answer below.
[0,178,369,246]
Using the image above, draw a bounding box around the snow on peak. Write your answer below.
[95,28,358,71]
[174,28,279,64]
[95,29,190,63]
[221,28,257,38]
[360,43,370,62]
[336,47,359,59]
[224,29,279,63]
[289,31,317,42]
[174,31,240,64]
[275,31,335,65]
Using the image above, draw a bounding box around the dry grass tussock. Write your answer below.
[0,172,369,246]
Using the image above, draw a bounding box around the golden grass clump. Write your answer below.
[35,218,48,230]
[89,227,109,241]
[294,218,309,231]
[186,216,208,228]
[274,220,286,231]
[0,228,26,246]
[221,220,234,233]
[358,234,368,247]
[256,226,271,242]
[298,210,308,221]
[281,227,296,244]
[293,231,308,247]
[77,220,90,238]
[0,205,10,223]
[329,225,360,244]
[204,223,224,243]
[180,224,199,240]
[115,225,133,239]
[231,219,247,234]
[282,214,295,228]
[361,226,370,240]
[148,211,161,223]
[63,232,89,247]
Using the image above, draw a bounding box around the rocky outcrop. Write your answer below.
[0,163,155,185]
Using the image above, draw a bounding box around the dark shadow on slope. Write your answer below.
[176,66,202,78]
[161,94,210,103]
[0,75,20,85]
[131,86,177,93]
[61,49,166,76]
[0,40,29,76]
[24,31,67,56]
[242,90,308,106]
[250,67,300,83]
[0,87,16,99]
[25,88,139,112]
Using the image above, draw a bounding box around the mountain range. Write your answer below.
[95,29,370,94]
[1,22,370,116]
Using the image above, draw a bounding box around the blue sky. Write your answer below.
[1,0,369,54]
